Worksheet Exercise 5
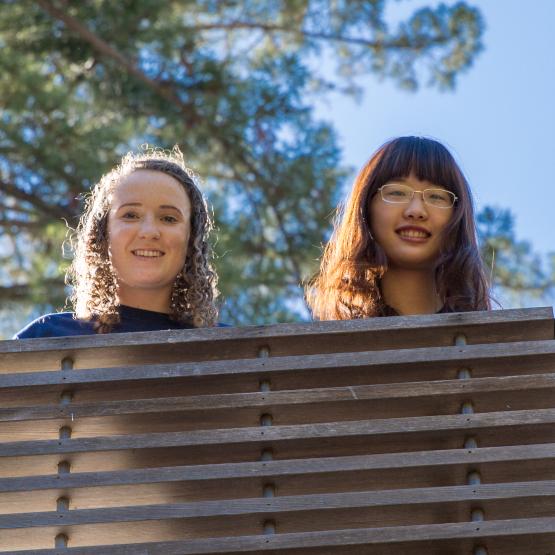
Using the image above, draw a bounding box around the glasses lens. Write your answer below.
[423,188,455,208]
[381,184,412,203]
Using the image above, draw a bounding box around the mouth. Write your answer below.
[396,227,431,240]
[132,249,165,258]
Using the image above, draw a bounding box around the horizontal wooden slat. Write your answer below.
[1,340,555,407]
[2,409,555,479]
[2,443,555,514]
[2,483,555,550]
[2,307,552,373]
[3,408,555,459]
[8,516,555,555]
[2,372,555,442]
[4,479,555,530]
[4,371,555,421]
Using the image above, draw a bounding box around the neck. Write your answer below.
[117,287,171,314]
[380,267,442,316]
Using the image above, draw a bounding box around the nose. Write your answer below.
[403,191,428,220]
[138,215,161,239]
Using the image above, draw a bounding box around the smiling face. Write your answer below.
[368,173,454,271]
[107,169,192,312]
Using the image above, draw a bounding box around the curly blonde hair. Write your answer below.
[67,147,219,332]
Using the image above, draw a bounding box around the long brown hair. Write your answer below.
[68,147,219,332]
[306,136,491,320]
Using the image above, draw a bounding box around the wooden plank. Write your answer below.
[2,307,552,373]
[6,517,555,555]
[2,371,555,422]
[2,408,555,459]
[2,443,555,513]
[2,409,555,479]
[4,479,555,529]
[0,444,555,514]
[2,442,555,493]
[1,340,555,401]
[1,482,555,549]
[2,372,555,442]
[6,477,555,530]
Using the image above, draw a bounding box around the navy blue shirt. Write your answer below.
[14,305,195,339]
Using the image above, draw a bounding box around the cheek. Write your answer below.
[106,224,124,257]
[171,225,191,259]
[435,212,454,244]
[368,199,394,242]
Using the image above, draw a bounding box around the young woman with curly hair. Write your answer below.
[16,147,219,338]
[306,136,491,320]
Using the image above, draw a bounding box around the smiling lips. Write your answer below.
[132,249,165,258]
[396,226,431,240]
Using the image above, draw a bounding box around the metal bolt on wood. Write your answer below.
[263,483,276,498]
[55,533,68,548]
[263,520,276,535]
[458,368,472,379]
[473,546,488,555]
[466,471,482,485]
[61,357,74,371]
[260,413,273,427]
[260,449,273,461]
[471,508,485,522]
[57,496,69,512]
[461,400,475,414]
[464,436,478,449]
[57,460,70,475]
[259,380,271,392]
[454,334,467,346]
[257,346,270,358]
[60,390,73,406]
[58,426,72,440]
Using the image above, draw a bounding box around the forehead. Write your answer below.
[390,174,449,190]
[111,170,190,209]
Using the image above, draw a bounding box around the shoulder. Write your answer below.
[14,312,96,339]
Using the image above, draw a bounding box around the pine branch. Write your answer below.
[36,0,192,117]
[0,178,67,221]
[186,20,449,50]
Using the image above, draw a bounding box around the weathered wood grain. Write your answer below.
[2,307,552,373]
[1,340,554,403]
[1,307,553,553]
[2,479,555,530]
[7,518,555,555]
[2,443,555,514]
[2,371,555,442]
[6,517,555,555]
[2,408,555,458]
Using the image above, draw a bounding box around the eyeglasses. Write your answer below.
[378,183,458,209]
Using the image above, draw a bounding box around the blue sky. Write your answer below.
[315,0,555,258]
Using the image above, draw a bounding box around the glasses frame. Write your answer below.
[378,184,458,209]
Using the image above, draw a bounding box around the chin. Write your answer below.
[388,258,437,272]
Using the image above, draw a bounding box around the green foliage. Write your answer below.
[0,0,491,335]
[477,206,555,307]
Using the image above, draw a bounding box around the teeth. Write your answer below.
[398,230,429,238]
[133,250,163,257]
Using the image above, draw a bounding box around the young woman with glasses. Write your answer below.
[306,136,491,319]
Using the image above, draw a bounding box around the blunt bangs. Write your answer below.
[372,137,463,195]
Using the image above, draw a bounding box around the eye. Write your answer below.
[161,214,179,223]
[121,211,140,220]
[381,184,411,200]
[429,191,448,201]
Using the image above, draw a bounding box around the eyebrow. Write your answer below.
[116,203,184,216]
[390,178,446,189]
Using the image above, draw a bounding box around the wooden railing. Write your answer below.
[0,307,554,554]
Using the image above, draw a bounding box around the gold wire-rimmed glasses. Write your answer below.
[378,183,458,209]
